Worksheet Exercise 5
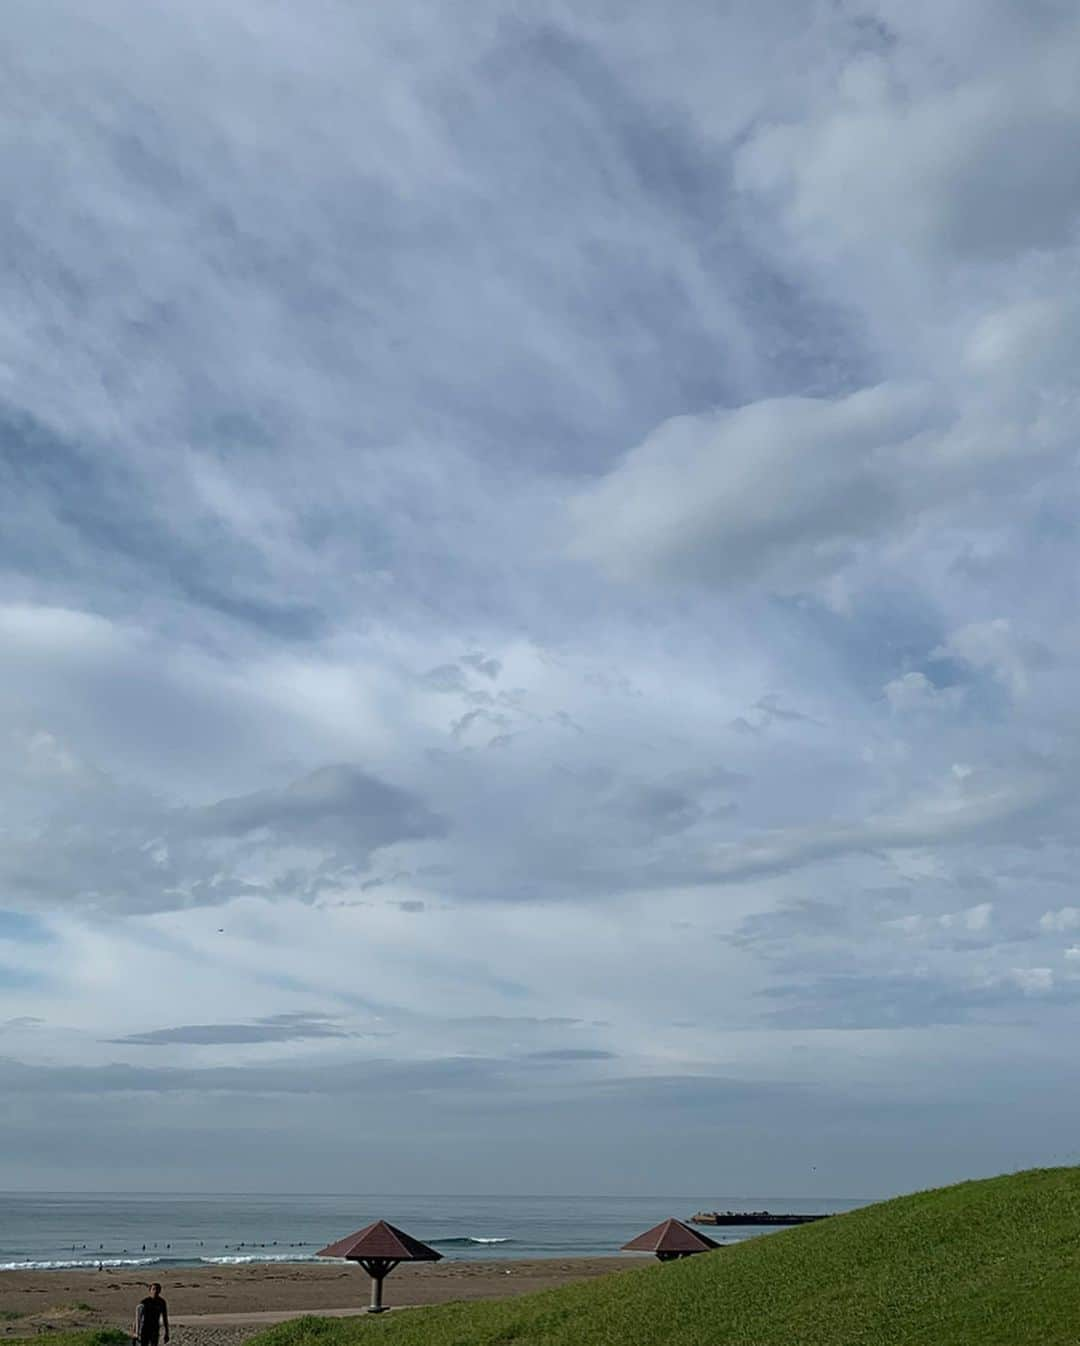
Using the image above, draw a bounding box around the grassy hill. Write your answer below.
[248,1167,1080,1346]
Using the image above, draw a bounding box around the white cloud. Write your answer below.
[888,903,993,936]
[1010,967,1054,995]
[965,296,1080,393]
[735,8,1080,267]
[704,766,1051,883]
[570,382,944,586]
[963,902,994,933]
[1040,908,1080,933]
[0,603,125,657]
[569,363,1066,592]
[884,671,963,714]
[932,619,1035,698]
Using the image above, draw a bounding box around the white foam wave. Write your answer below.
[434,1236,515,1246]
[0,1257,158,1271]
[200,1254,323,1265]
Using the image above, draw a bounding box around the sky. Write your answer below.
[2,0,1080,1197]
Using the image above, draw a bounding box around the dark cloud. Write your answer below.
[527,1048,615,1061]
[0,763,442,914]
[615,783,707,835]
[731,893,911,954]
[192,764,442,849]
[451,1016,582,1027]
[450,708,510,740]
[753,695,825,727]
[109,1012,356,1046]
[418,664,468,693]
[460,652,501,680]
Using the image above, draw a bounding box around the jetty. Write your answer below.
[689,1211,831,1227]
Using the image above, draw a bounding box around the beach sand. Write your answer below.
[0,1257,636,1341]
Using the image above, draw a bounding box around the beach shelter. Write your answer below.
[621,1217,720,1262]
[317,1220,442,1312]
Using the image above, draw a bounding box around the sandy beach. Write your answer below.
[0,1257,635,1340]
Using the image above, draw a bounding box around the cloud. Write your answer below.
[419,664,469,693]
[192,764,441,850]
[109,1012,356,1046]
[883,671,964,714]
[735,11,1080,266]
[762,965,1077,1030]
[451,1016,583,1027]
[931,619,1049,699]
[705,766,1052,884]
[0,1052,505,1097]
[0,759,442,914]
[570,383,941,587]
[732,892,910,953]
[3,0,1080,1194]
[1009,966,1054,995]
[1040,908,1080,934]
[887,903,994,938]
[527,1048,616,1061]
[460,652,502,680]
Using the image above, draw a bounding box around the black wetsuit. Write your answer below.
[136,1296,168,1346]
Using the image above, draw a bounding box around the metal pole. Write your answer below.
[370,1274,384,1313]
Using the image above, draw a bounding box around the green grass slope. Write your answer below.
[0,1332,126,1346]
[251,1168,1080,1346]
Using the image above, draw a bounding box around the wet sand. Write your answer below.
[0,1257,635,1337]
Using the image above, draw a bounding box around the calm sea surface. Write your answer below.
[0,1192,869,1270]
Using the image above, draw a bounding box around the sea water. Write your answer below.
[0,1192,867,1270]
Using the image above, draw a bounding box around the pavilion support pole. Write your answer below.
[359,1259,399,1313]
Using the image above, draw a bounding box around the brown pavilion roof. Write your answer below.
[317,1220,443,1262]
[620,1218,720,1255]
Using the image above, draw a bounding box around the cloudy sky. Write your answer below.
[3,0,1080,1196]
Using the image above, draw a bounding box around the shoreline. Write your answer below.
[0,1256,637,1334]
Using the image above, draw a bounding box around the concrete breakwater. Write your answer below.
[689,1211,831,1227]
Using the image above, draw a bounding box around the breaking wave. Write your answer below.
[432,1237,514,1247]
[0,1254,321,1272]
[0,1257,168,1271]
[201,1254,325,1265]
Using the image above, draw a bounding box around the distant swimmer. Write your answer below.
[134,1283,169,1346]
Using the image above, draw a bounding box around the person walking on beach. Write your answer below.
[133,1283,169,1346]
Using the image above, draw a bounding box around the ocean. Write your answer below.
[0,1192,868,1271]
